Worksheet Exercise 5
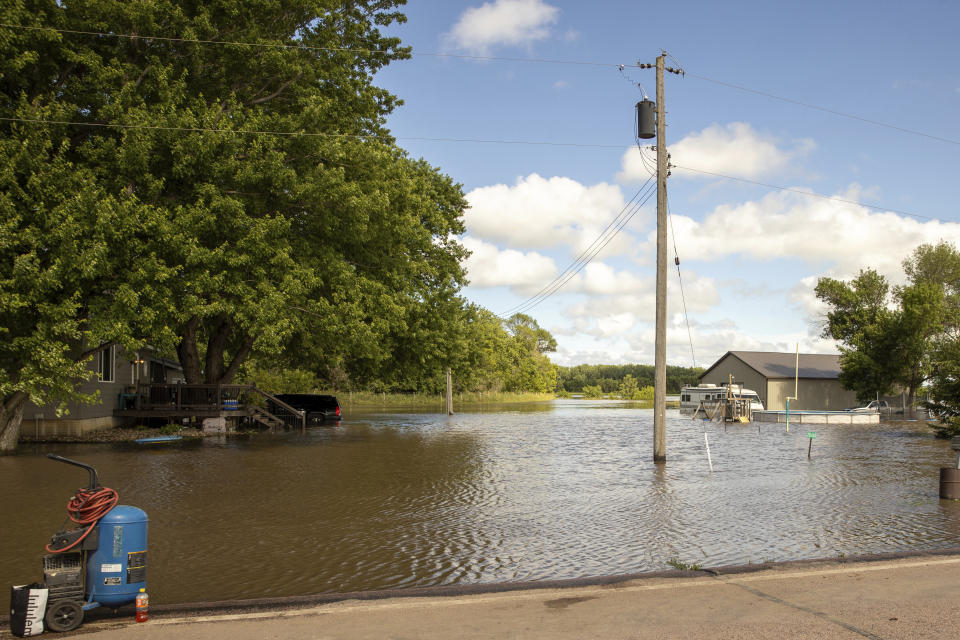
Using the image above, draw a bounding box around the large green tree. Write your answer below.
[815,244,954,405]
[1,0,469,450]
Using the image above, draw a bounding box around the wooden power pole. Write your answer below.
[652,53,668,463]
[637,52,682,463]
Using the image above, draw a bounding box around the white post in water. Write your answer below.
[785,344,799,433]
[704,432,713,473]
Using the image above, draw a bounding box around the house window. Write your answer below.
[97,344,115,382]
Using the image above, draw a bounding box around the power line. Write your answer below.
[0,116,629,149]
[685,72,960,148]
[3,22,956,147]
[1,115,945,223]
[667,202,696,369]
[1,115,946,222]
[499,179,656,317]
[0,23,618,67]
[500,181,651,316]
[670,164,943,222]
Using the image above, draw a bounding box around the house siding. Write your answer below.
[23,349,182,437]
[766,379,858,411]
[699,354,769,408]
[699,351,859,411]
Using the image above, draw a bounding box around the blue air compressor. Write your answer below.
[39,454,148,632]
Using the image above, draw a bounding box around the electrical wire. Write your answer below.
[0,117,630,150]
[500,180,653,317]
[499,179,656,317]
[0,114,945,223]
[45,484,119,553]
[670,164,941,222]
[667,202,696,368]
[3,22,957,147]
[0,23,619,67]
[685,72,960,148]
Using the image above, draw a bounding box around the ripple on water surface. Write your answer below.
[2,403,959,602]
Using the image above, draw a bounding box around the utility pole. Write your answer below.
[653,53,668,463]
[638,52,683,464]
[446,367,453,416]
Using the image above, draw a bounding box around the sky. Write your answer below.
[374,0,960,370]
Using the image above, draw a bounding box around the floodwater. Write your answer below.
[2,400,959,604]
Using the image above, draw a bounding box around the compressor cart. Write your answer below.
[41,454,148,632]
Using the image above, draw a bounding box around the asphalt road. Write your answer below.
[9,552,960,640]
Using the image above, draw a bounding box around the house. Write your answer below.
[23,345,183,438]
[698,351,858,411]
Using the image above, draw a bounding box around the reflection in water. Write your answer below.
[2,401,959,604]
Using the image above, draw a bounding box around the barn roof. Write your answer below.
[700,351,842,381]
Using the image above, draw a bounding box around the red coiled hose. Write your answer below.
[45,486,119,553]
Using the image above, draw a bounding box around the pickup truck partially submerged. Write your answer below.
[848,400,890,413]
[272,393,342,424]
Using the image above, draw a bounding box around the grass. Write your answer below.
[666,557,703,571]
[325,391,556,409]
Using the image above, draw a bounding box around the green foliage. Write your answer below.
[582,385,604,399]
[666,557,702,571]
[0,0,562,451]
[159,423,180,435]
[558,364,703,394]
[816,261,947,403]
[928,418,960,439]
[239,366,320,395]
[817,242,960,417]
[337,390,554,409]
[618,374,640,399]
[924,334,960,435]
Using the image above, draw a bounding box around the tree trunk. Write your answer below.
[204,316,231,384]
[0,392,27,454]
[219,334,255,384]
[177,316,257,386]
[177,316,203,384]
[203,318,256,385]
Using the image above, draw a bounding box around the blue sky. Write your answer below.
[375,0,960,369]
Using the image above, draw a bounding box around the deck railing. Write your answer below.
[123,383,305,429]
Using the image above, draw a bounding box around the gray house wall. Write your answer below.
[699,354,769,408]
[767,379,858,411]
[23,347,182,437]
[699,351,858,411]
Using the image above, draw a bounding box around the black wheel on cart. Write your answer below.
[45,599,84,632]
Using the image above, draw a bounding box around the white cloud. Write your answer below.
[664,186,960,278]
[531,182,960,367]
[462,236,556,291]
[618,122,814,183]
[560,265,718,320]
[464,174,637,257]
[443,0,560,55]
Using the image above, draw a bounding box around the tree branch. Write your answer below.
[248,72,303,105]
[220,334,257,384]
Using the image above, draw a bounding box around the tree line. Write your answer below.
[556,364,704,394]
[0,1,557,451]
[816,241,960,435]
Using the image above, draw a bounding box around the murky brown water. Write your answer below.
[2,400,959,604]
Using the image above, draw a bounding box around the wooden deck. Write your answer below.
[113,383,306,429]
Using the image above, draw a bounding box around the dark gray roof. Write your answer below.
[700,351,842,381]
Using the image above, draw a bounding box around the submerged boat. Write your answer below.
[679,383,764,415]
